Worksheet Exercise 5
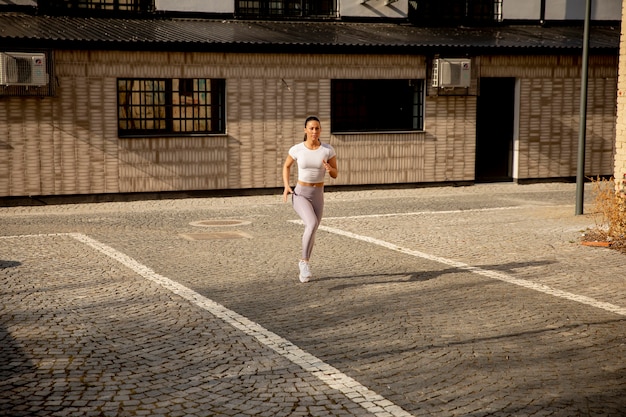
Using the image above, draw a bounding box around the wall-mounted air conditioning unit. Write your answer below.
[0,52,48,86]
[432,58,471,88]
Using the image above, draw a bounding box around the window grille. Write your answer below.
[331,79,425,133]
[117,78,226,137]
[236,0,337,18]
[494,0,502,22]
[41,0,154,14]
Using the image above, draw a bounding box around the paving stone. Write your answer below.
[0,183,624,416]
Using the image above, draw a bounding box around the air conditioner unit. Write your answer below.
[0,52,48,86]
[432,58,471,88]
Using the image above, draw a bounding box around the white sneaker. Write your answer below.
[298,260,312,283]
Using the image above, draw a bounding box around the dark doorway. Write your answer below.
[475,77,515,182]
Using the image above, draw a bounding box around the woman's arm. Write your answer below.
[324,156,338,179]
[282,155,295,202]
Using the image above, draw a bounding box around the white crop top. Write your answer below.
[288,142,336,183]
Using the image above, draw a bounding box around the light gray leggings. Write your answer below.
[292,184,324,260]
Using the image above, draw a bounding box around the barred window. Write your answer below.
[236,0,337,18]
[117,78,226,137]
[41,0,153,14]
[331,80,424,133]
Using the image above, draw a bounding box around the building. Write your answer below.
[616,0,626,195]
[0,0,621,199]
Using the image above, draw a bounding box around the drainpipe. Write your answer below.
[540,0,546,24]
[575,0,592,215]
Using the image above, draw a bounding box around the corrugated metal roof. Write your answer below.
[0,0,36,6]
[0,13,619,53]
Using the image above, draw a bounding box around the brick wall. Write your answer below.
[0,49,618,197]
[616,1,626,194]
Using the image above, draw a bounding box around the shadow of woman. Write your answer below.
[320,259,557,291]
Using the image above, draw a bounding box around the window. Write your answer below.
[331,79,424,133]
[117,78,226,137]
[40,0,154,15]
[236,0,337,18]
[409,0,498,25]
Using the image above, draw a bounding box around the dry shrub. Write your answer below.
[587,177,626,252]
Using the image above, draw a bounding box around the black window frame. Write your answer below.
[331,79,425,133]
[409,0,499,26]
[39,0,154,16]
[117,78,226,138]
[236,0,337,19]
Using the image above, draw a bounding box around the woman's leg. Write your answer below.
[292,185,324,260]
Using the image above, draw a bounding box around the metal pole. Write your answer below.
[576,0,592,215]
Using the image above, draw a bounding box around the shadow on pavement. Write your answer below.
[324,260,556,291]
[0,325,38,416]
[0,260,21,269]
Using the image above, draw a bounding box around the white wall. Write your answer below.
[503,0,541,20]
[155,0,233,13]
[340,0,408,19]
[545,0,622,20]
[503,0,622,21]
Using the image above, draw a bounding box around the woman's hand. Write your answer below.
[283,186,293,202]
[282,156,295,202]
[323,157,338,179]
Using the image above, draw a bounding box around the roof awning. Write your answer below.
[0,13,619,54]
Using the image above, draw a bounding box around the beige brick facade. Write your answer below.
[0,50,618,197]
[616,1,626,194]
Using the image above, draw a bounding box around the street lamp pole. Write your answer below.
[576,0,592,215]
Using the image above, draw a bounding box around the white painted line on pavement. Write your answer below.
[64,232,414,417]
[311,224,626,317]
[0,233,73,239]
[323,204,571,220]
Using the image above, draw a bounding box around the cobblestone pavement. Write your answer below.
[1,183,624,417]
